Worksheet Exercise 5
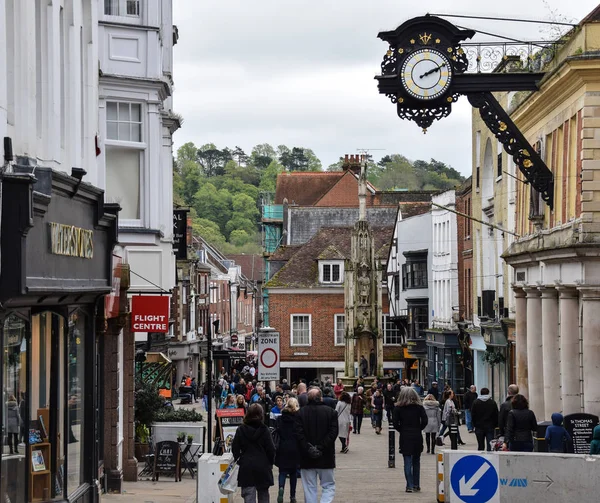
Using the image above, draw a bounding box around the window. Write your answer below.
[104,0,140,16]
[334,314,345,346]
[320,261,343,284]
[402,258,428,289]
[408,302,428,340]
[291,315,311,346]
[106,102,142,142]
[497,140,503,178]
[382,314,403,345]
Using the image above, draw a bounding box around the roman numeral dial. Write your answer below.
[400,48,453,101]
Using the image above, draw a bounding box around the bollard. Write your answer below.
[388,428,395,468]
[449,423,458,450]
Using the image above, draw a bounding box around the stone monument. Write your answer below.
[344,159,384,378]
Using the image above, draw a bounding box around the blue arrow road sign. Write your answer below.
[450,455,498,503]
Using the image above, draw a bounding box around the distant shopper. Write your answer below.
[498,384,519,436]
[423,394,441,454]
[504,394,537,452]
[232,403,276,503]
[392,387,428,493]
[360,355,368,377]
[351,386,365,434]
[295,388,338,503]
[590,425,600,455]
[333,392,351,453]
[369,349,376,376]
[371,389,384,435]
[544,413,571,453]
[463,385,478,433]
[5,395,21,454]
[275,398,301,503]
[427,381,439,400]
[470,387,498,451]
[333,379,345,400]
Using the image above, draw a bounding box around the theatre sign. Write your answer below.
[131,296,170,333]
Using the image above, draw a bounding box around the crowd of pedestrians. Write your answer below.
[210,368,600,502]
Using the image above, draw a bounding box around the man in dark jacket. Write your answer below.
[471,387,499,451]
[383,383,396,423]
[463,385,478,433]
[295,388,338,503]
[498,384,519,436]
[369,349,377,376]
[427,382,439,400]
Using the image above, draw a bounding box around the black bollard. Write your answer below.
[388,428,395,468]
[449,423,458,450]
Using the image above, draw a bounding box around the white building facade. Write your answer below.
[431,190,459,329]
[97,0,180,292]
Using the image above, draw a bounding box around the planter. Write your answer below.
[134,442,150,462]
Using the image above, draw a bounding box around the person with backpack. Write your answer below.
[335,392,352,453]
[275,398,301,503]
[232,403,275,503]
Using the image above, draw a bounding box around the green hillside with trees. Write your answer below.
[174,143,465,253]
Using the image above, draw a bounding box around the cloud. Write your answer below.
[173,0,597,174]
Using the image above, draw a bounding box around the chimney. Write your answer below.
[342,154,361,175]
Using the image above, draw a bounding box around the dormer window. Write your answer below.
[320,261,343,284]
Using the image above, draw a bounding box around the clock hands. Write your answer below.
[419,62,446,79]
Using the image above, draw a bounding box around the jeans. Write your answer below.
[509,440,534,452]
[278,469,298,499]
[403,454,421,490]
[241,486,270,503]
[439,421,447,437]
[373,410,382,428]
[353,414,363,433]
[371,410,376,427]
[465,409,473,431]
[301,468,335,503]
[339,437,347,450]
[385,407,393,423]
[475,428,495,451]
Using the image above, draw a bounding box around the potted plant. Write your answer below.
[134,381,165,461]
[187,434,193,444]
[177,431,186,443]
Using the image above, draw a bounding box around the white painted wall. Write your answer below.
[431,190,458,328]
[97,0,178,291]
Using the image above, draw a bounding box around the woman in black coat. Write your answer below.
[232,403,276,503]
[392,387,428,494]
[275,398,301,503]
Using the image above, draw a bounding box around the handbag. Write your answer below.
[269,426,280,450]
[218,458,239,495]
[436,436,444,447]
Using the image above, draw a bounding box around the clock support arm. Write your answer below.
[467,91,554,210]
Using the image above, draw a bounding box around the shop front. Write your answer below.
[0,169,118,503]
[425,329,465,399]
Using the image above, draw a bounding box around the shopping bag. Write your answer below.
[218,459,239,495]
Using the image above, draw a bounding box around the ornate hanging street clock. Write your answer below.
[375,14,555,210]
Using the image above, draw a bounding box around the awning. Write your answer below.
[470,334,487,352]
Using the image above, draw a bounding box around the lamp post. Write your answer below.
[207,284,220,453]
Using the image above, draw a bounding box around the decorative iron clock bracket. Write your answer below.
[467,92,554,209]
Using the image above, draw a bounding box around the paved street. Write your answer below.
[104,413,478,503]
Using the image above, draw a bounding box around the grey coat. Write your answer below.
[335,401,351,438]
[423,400,441,433]
[5,400,21,434]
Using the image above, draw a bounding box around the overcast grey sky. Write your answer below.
[172,0,599,174]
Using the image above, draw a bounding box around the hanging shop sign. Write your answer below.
[131,296,170,332]
[105,255,123,319]
[172,209,189,260]
[48,222,94,259]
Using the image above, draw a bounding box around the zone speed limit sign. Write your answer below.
[258,328,280,381]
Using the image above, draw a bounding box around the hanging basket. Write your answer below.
[482,349,506,366]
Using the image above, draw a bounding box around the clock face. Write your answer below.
[400,48,452,101]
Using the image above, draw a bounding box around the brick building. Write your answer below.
[266,226,405,384]
[456,177,473,323]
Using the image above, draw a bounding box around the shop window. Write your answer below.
[1,314,28,503]
[334,314,345,346]
[382,315,403,345]
[67,311,86,494]
[408,302,428,340]
[290,315,311,346]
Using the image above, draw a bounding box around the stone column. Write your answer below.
[558,287,581,414]
[579,288,600,417]
[540,287,560,420]
[514,288,528,398]
[524,287,544,419]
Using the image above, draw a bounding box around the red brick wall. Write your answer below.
[456,187,473,321]
[315,171,379,207]
[269,291,403,363]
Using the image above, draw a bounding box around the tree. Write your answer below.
[193,183,232,233]
[191,218,226,248]
[259,159,284,192]
[225,215,256,237]
[229,229,251,247]
[176,142,199,173]
[251,143,277,170]
[303,148,322,172]
[232,146,249,166]
[197,144,232,177]
[231,193,260,221]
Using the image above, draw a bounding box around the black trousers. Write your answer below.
[425,432,437,452]
[353,414,363,433]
